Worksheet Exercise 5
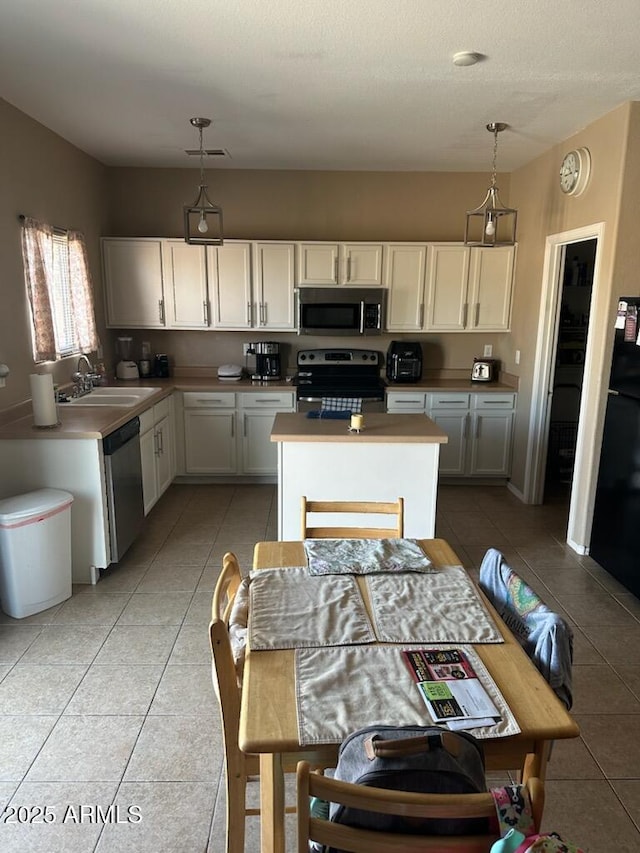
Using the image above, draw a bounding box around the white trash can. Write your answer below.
[0,489,74,619]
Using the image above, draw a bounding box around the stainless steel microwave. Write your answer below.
[298,287,386,336]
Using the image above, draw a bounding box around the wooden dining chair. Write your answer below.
[210,552,259,853]
[301,496,404,539]
[296,761,544,853]
[209,552,337,853]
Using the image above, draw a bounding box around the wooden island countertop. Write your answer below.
[270,412,449,444]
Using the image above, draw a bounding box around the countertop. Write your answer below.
[0,377,294,440]
[270,412,449,444]
[385,379,515,392]
[0,374,515,441]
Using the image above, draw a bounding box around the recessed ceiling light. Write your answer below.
[452,51,482,67]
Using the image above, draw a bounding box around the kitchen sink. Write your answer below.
[61,387,158,407]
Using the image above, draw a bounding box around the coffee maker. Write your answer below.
[251,342,281,381]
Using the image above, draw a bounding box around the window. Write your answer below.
[21,217,99,363]
[51,233,75,356]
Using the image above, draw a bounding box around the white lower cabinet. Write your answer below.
[386,390,515,478]
[183,393,237,474]
[386,390,427,413]
[427,392,516,477]
[182,391,295,476]
[240,392,295,475]
[140,395,175,514]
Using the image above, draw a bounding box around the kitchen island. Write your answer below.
[271,412,448,539]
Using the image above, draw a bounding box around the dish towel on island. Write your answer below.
[303,537,435,576]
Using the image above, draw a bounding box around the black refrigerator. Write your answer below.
[590,297,640,597]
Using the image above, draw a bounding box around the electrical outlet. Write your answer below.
[242,343,253,356]
[515,349,521,365]
[483,344,493,357]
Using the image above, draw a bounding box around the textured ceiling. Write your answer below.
[2,0,639,172]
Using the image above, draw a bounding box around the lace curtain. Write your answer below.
[21,217,99,362]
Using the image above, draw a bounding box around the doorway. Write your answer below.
[524,221,604,554]
[544,239,597,503]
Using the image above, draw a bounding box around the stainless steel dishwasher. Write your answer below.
[103,416,144,563]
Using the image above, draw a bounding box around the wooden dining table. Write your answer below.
[239,538,580,853]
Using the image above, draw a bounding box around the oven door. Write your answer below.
[297,395,385,413]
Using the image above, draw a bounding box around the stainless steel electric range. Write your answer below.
[293,348,386,412]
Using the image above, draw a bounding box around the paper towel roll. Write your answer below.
[30,373,58,427]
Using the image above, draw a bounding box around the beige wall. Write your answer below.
[0,98,109,413]
[507,103,630,526]
[3,93,640,521]
[106,168,502,242]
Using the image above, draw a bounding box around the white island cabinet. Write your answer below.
[271,412,448,540]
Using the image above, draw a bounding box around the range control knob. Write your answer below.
[299,354,307,361]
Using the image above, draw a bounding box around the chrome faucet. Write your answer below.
[71,355,100,397]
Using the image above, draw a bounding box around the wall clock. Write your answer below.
[559,147,591,197]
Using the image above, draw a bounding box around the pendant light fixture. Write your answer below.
[464,122,517,247]
[183,117,223,245]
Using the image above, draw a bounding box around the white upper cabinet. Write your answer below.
[424,244,515,332]
[384,244,428,332]
[162,240,209,329]
[423,245,471,332]
[253,242,296,329]
[209,241,295,330]
[103,238,166,328]
[467,246,515,331]
[208,241,253,329]
[297,242,384,286]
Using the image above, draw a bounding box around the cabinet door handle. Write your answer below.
[243,412,247,437]
[262,302,267,325]
[153,431,160,456]
[462,303,468,327]
[347,256,352,282]
[157,427,164,455]
[254,398,281,404]
[462,413,469,440]
[231,413,235,437]
[475,303,480,326]
[246,301,252,326]
[158,299,165,324]
[203,301,209,325]
[334,257,338,282]
[475,416,480,439]
[420,303,425,327]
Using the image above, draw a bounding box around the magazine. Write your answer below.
[402,648,501,730]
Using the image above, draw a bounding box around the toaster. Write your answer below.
[471,358,498,382]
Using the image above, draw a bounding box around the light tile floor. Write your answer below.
[0,482,638,852]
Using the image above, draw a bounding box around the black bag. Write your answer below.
[329,725,488,837]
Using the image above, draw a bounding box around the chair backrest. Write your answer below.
[478,548,574,710]
[301,496,404,539]
[296,761,544,853]
[209,552,257,786]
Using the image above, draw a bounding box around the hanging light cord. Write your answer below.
[198,125,206,193]
[490,126,499,191]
